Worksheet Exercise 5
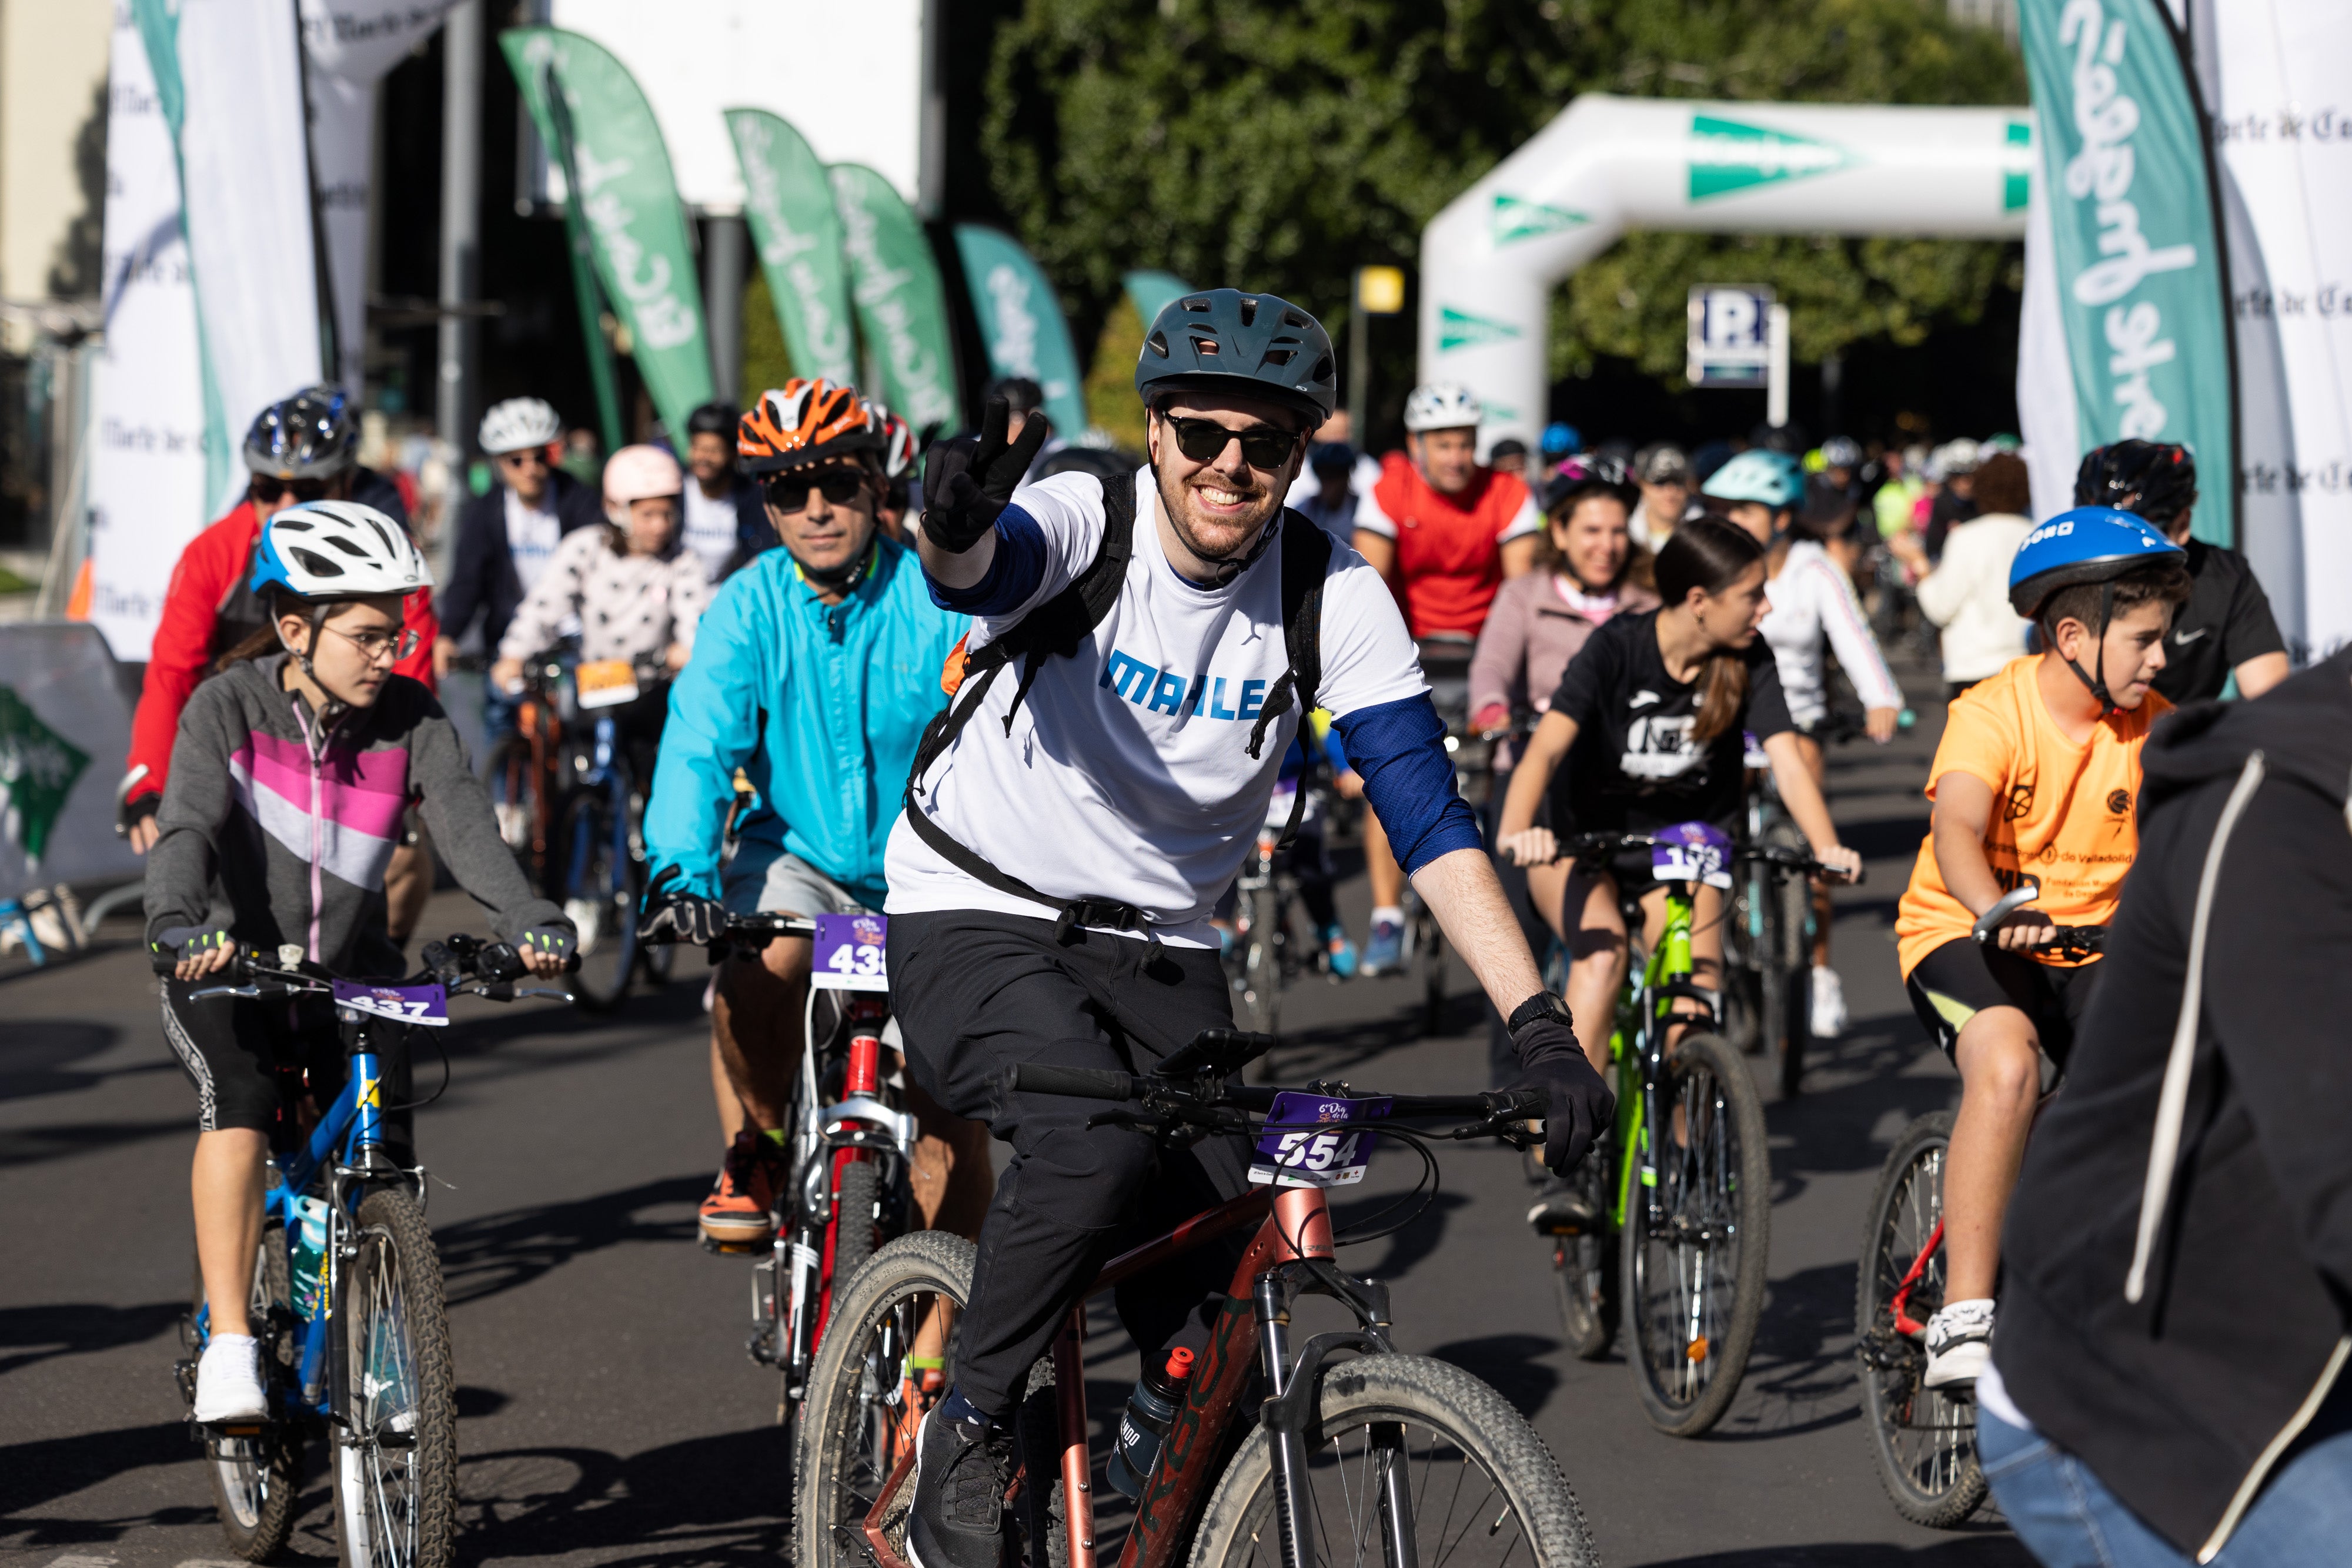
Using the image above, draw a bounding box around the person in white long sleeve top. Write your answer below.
[1916,453,2034,698]
[1702,450,1902,1039]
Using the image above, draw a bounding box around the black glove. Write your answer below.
[118,790,159,840]
[515,926,577,968]
[1506,1011,1614,1176]
[638,882,727,947]
[920,397,1051,553]
[152,924,232,975]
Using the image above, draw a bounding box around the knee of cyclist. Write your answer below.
[1961,1035,2042,1113]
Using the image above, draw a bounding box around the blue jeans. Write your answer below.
[1980,1398,2352,1566]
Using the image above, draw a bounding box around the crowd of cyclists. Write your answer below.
[122,279,2346,1568]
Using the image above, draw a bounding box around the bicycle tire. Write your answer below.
[1724,862,1766,1055]
[189,1228,301,1560]
[1856,1110,1986,1527]
[796,1232,978,1568]
[334,1188,457,1568]
[1013,1359,1070,1568]
[1548,1138,1620,1361]
[1776,858,1812,1099]
[1241,883,1282,1038]
[562,788,640,1013]
[1622,1031,1772,1437]
[830,1156,884,1309]
[1187,1352,1598,1568]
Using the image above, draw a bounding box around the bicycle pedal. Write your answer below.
[701,1236,763,1255]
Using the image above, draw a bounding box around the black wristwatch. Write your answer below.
[1506,992,1573,1037]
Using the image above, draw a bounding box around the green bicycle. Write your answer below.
[1538,826,1844,1436]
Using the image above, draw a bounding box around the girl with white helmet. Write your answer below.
[489,443,711,697]
[147,502,576,1425]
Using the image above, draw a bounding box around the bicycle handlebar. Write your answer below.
[1541,830,1863,885]
[169,936,579,995]
[1004,1057,1542,1133]
[1970,882,2105,957]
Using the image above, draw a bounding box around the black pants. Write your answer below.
[887,909,1254,1419]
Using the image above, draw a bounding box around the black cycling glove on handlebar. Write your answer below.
[1505,1004,1614,1176]
[516,927,576,965]
[151,924,232,974]
[919,398,1051,554]
[638,875,727,947]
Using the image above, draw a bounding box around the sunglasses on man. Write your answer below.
[496,448,551,469]
[251,475,332,505]
[763,469,868,513]
[1160,413,1302,472]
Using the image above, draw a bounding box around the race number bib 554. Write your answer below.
[811,912,888,992]
[1250,1092,1391,1188]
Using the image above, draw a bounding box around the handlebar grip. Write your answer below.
[1972,881,2043,943]
[1008,1064,1137,1101]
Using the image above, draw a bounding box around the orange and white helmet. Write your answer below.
[737,378,883,475]
[871,403,918,480]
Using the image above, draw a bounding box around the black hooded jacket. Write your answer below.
[1997,650,2352,1559]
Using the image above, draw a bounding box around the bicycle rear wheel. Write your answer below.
[1547,1135,1620,1361]
[1187,1353,1598,1567]
[334,1188,457,1568]
[1622,1031,1771,1437]
[562,785,643,1013]
[1239,883,1284,1037]
[796,1232,974,1568]
[1857,1111,1985,1526]
[188,1226,300,1560]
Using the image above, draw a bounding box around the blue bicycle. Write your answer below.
[171,935,574,1566]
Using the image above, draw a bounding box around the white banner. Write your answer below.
[85,2,208,663]
[2202,0,2352,661]
[0,623,143,901]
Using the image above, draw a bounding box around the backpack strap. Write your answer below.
[1245,511,1332,851]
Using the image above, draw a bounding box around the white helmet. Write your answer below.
[252,501,435,600]
[1403,382,1482,433]
[477,397,564,456]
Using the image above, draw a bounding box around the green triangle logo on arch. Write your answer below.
[1438,306,1523,353]
[1491,193,1589,245]
[1687,113,1856,202]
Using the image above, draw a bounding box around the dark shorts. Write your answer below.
[1904,938,2100,1068]
[162,978,412,1144]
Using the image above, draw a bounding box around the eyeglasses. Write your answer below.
[1160,414,1301,472]
[322,624,419,664]
[763,470,868,513]
[496,449,551,469]
[252,476,332,505]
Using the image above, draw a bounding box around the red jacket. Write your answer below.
[123,502,439,803]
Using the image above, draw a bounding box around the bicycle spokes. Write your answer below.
[1637,1065,1742,1405]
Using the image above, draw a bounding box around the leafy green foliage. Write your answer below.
[982,0,2025,395]
[741,269,796,404]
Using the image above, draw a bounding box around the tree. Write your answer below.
[983,0,2024,418]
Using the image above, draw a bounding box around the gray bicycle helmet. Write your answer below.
[245,385,360,480]
[1134,288,1337,420]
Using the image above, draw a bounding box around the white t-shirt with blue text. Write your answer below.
[886,467,1426,945]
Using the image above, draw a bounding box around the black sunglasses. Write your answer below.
[1160,414,1301,471]
[763,470,868,513]
[252,476,331,505]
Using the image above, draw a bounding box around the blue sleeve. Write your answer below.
[644,574,770,900]
[1332,694,1483,874]
[1323,723,1350,775]
[928,504,1051,617]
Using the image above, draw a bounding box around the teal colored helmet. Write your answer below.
[1700,448,1805,510]
[1134,288,1338,421]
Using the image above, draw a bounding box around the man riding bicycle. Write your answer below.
[1893,507,2189,1392]
[1350,380,1541,974]
[887,287,1612,1568]
[636,379,990,1251]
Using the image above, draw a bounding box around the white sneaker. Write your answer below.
[193,1333,268,1422]
[1809,965,1848,1039]
[1922,1299,1995,1391]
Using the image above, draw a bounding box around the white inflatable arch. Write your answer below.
[1418,93,2034,454]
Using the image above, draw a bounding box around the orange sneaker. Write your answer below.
[699,1131,782,1246]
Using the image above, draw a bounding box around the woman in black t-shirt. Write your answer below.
[1496,519,1860,1072]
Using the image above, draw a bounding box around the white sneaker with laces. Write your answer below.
[193,1332,268,1422]
[1922,1298,1995,1390]
[1809,965,1848,1039]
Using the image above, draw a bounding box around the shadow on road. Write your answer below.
[0,1421,202,1537]
[1430,1332,1562,1416]
[455,1430,794,1567]
[435,1175,706,1306]
[0,1300,185,1378]
[1633,1534,2027,1567]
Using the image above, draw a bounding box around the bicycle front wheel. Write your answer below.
[1240,883,1283,1037]
[1623,1031,1771,1437]
[334,1188,457,1568]
[1188,1353,1598,1568]
[1857,1111,1985,1526]
[189,1226,300,1560]
[561,786,643,1013]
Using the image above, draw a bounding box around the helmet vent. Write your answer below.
[323,535,370,558]
[1313,355,1334,382]
[1145,331,1170,358]
[275,518,313,531]
[1283,309,1310,329]
[1180,296,1211,313]
[1261,348,1295,366]
[289,547,346,578]
[1191,335,1221,357]
[1238,296,1258,327]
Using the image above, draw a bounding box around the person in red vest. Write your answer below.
[1349,380,1540,973]
[119,385,440,945]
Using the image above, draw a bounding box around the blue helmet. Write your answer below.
[1134,288,1337,420]
[1541,422,1580,458]
[1700,449,1804,510]
[2007,506,2185,619]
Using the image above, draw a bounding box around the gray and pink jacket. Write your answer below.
[146,653,566,978]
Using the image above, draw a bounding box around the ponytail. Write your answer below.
[1653,518,1766,745]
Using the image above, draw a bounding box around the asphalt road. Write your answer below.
[1,657,2033,1568]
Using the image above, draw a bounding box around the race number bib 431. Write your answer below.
[1250,1092,1391,1188]
[811,913,888,991]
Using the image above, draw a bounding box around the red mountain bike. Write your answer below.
[793,1029,1599,1568]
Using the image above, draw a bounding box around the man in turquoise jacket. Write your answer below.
[642,379,986,1246]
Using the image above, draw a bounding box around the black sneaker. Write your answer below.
[906,1402,1016,1568]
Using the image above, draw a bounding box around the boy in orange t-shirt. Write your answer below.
[1893,507,2190,1393]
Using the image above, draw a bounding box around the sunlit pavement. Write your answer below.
[0,654,2029,1567]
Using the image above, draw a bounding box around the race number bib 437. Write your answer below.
[811,912,888,991]
[332,979,452,1027]
[1250,1092,1391,1188]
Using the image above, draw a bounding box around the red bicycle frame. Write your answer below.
[1889,1218,1945,1339]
